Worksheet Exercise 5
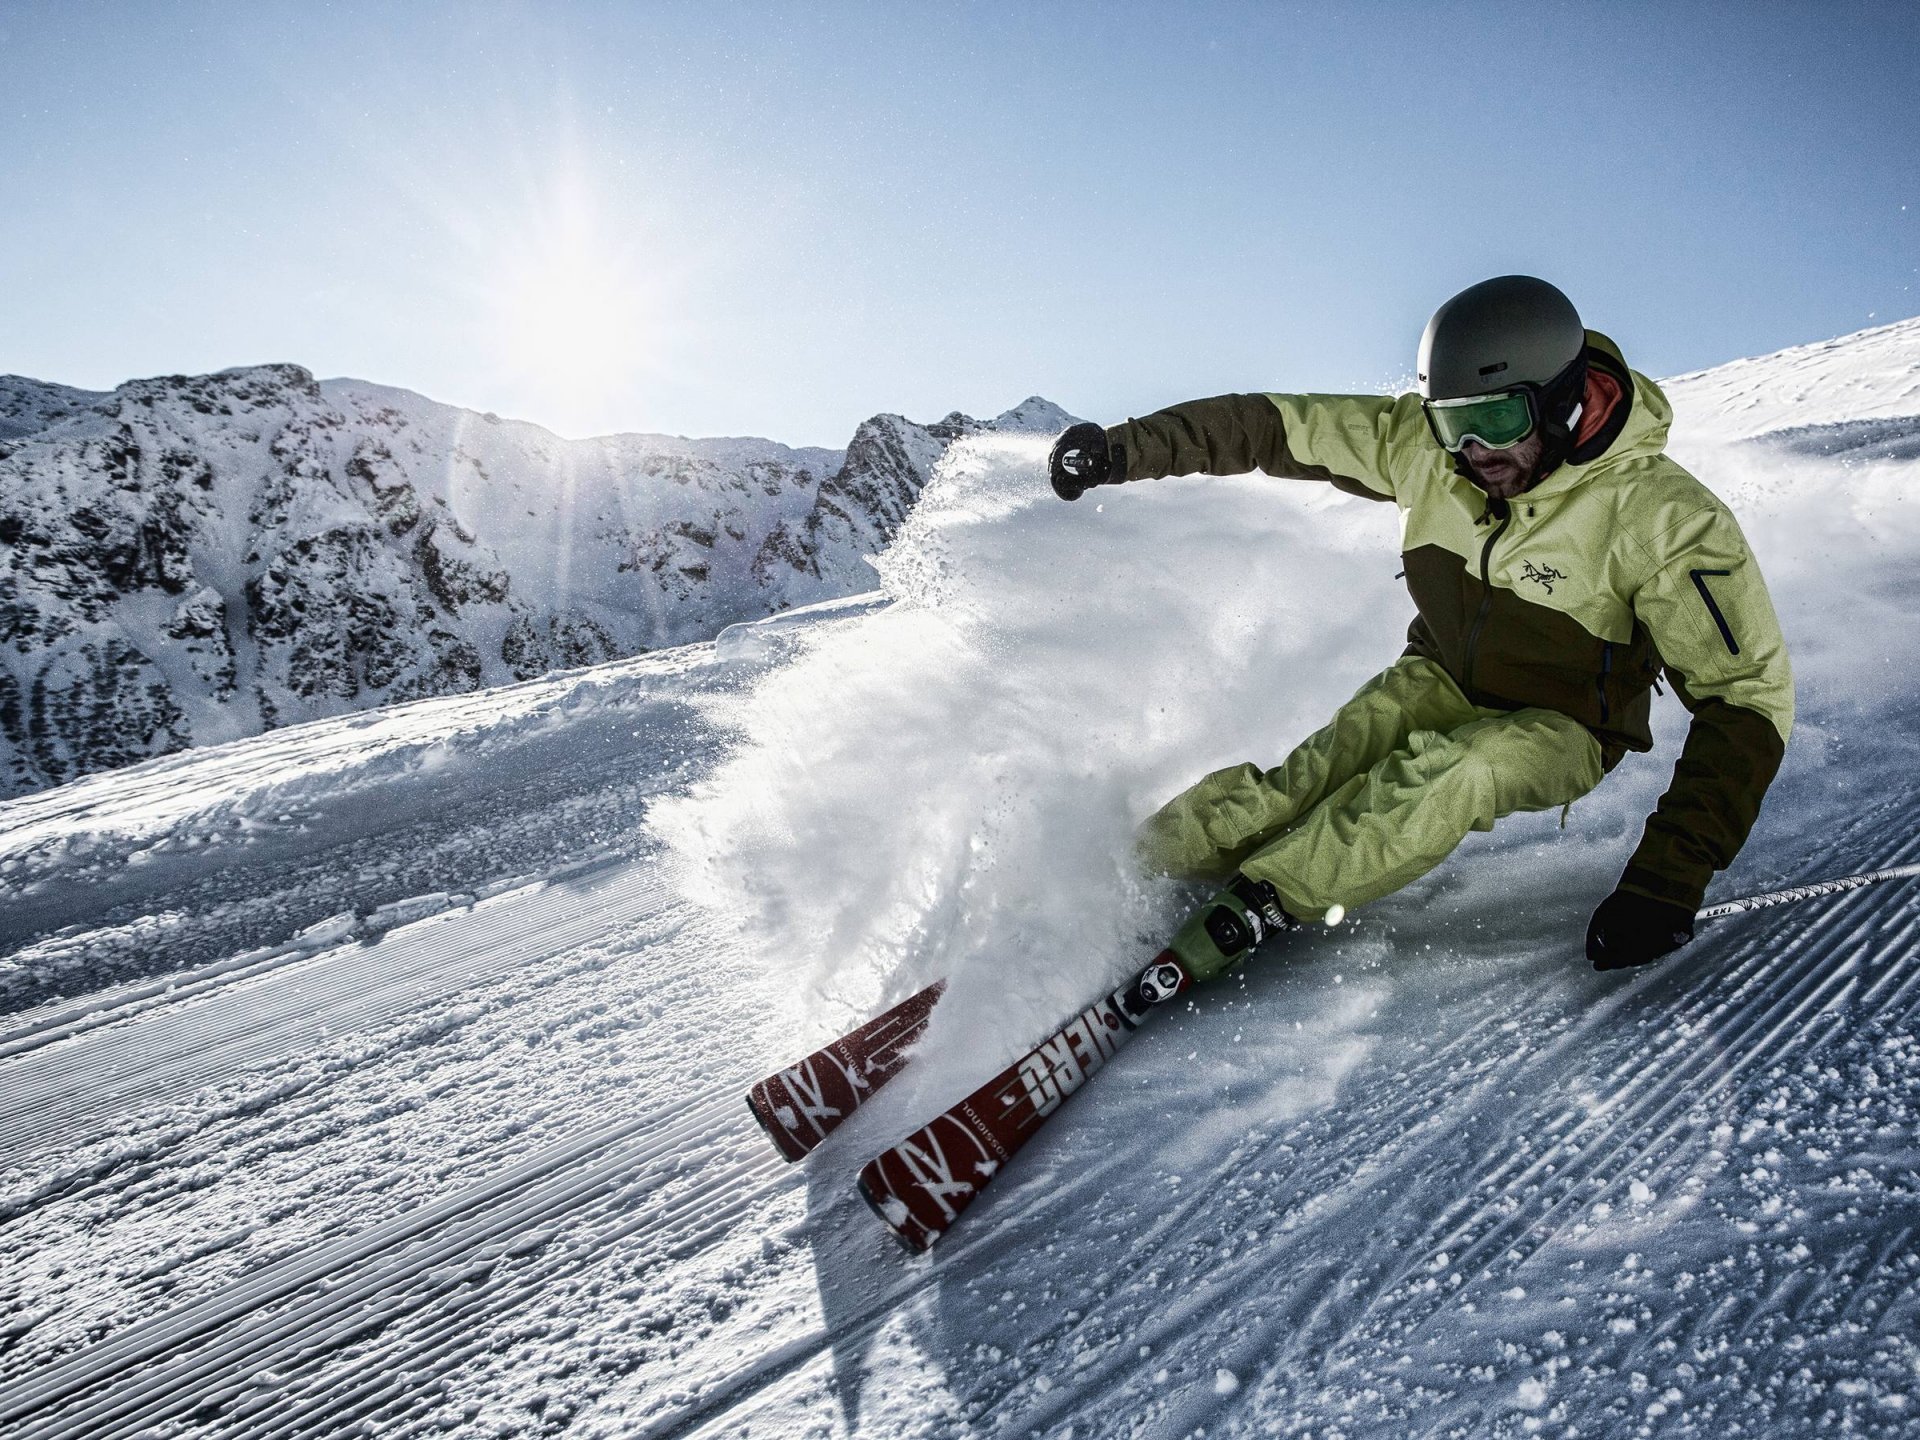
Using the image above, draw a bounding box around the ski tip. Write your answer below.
[856,1169,933,1255]
[744,1088,810,1164]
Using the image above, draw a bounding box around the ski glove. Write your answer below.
[1168,874,1296,982]
[1587,888,1695,971]
[1049,422,1116,501]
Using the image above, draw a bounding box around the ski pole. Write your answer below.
[1699,861,1920,920]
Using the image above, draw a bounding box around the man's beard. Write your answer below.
[1463,452,1535,499]
[1458,428,1552,499]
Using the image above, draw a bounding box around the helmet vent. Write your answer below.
[1478,361,1509,378]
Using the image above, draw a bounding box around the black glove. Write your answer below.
[1048,422,1114,501]
[1587,888,1696,971]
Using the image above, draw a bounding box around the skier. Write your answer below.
[1048,276,1793,982]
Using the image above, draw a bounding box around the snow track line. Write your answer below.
[0,939,342,1064]
[967,984,1647,1432]
[609,976,1577,1439]
[240,1162,788,1440]
[1867,1263,1920,1341]
[604,1118,1232,1440]
[0,1084,746,1438]
[180,1127,793,1440]
[191,1152,779,1440]
[0,967,628,1232]
[1005,862,1917,1437]
[0,863,671,1164]
[939,969,1602,1436]
[6,1107,756,1439]
[627,1222,1034,1440]
[1834,1225,1916,1333]
[1238,878,1911,1371]
[645,985,1538,1440]
[1339,889,1875,1324]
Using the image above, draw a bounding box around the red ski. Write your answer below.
[746,980,946,1162]
[857,953,1191,1252]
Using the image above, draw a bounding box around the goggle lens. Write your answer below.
[1425,390,1536,452]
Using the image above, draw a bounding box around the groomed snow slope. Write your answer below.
[3,319,1919,1439]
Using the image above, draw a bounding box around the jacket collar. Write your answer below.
[1520,330,1673,502]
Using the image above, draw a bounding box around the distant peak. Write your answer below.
[114,363,323,409]
[988,396,1076,433]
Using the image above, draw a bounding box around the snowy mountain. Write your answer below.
[1662,313,1920,443]
[2,316,1919,1438]
[0,366,1070,798]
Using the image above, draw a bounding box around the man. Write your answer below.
[1048,276,1793,982]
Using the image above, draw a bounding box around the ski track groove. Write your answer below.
[0,941,347,1064]
[942,966,1635,1436]
[336,1116,1033,1440]
[591,1100,1267,1440]
[11,1147,763,1440]
[247,1173,787,1440]
[1332,888,1877,1322]
[1869,1267,1920,1341]
[622,958,1568,1439]
[199,1133,796,1440]
[978,877,1833,1434]
[17,1078,743,1414]
[1244,885,1913,1400]
[1832,1225,1915,1332]
[201,1151,784,1440]
[1781,1242,1870,1329]
[996,861,1916,1438]
[1,1083,751,1438]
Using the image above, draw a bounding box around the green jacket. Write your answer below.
[1106,333,1793,912]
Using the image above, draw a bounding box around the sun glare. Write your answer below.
[499,251,648,386]
[478,168,671,431]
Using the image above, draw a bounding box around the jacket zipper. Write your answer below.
[1462,498,1511,700]
[1596,642,1612,725]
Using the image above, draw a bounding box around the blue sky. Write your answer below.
[2,1,1915,446]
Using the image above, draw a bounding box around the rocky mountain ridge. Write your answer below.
[0,364,1070,798]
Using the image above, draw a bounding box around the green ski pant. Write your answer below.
[1136,656,1605,923]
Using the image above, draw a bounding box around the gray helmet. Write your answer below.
[1418,275,1585,402]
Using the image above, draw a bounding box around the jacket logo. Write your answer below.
[1520,560,1568,594]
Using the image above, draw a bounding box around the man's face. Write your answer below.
[1459,430,1546,501]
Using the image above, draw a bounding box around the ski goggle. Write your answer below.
[1423,388,1538,453]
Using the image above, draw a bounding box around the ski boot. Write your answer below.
[1168,873,1297,982]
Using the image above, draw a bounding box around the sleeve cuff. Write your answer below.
[1616,862,1706,914]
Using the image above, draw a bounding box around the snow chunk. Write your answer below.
[1214,1368,1240,1395]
